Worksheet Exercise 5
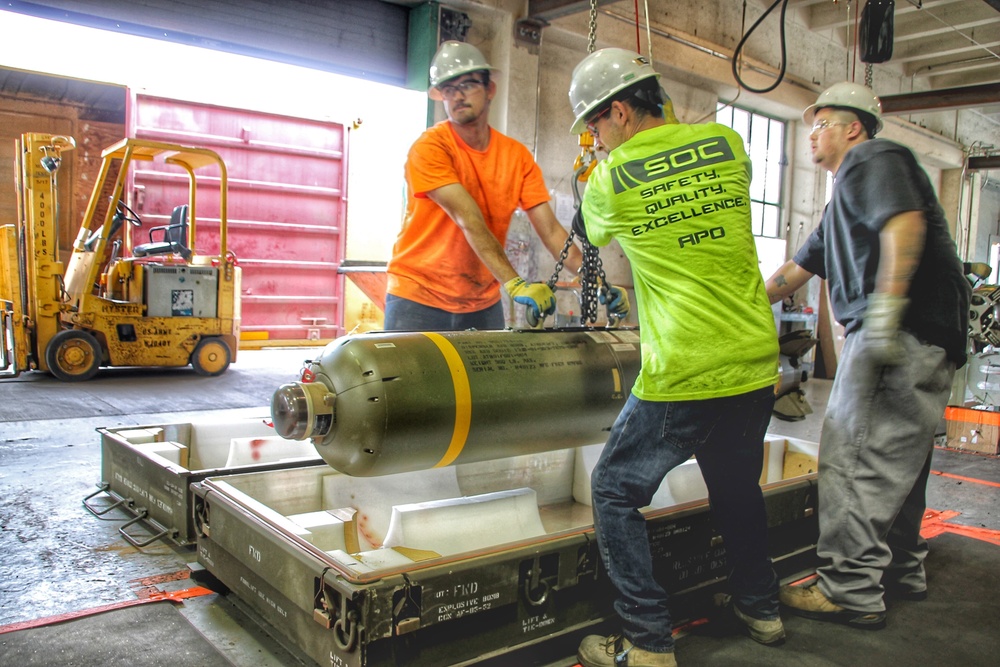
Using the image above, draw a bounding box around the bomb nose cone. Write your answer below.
[271,381,337,441]
[271,383,311,440]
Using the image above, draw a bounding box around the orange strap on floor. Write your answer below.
[930,469,1000,489]
[0,584,214,635]
[921,508,1000,546]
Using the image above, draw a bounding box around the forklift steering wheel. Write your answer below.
[115,200,143,227]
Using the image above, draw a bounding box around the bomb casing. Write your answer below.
[271,328,641,476]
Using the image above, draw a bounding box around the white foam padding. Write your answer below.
[325,547,416,575]
[664,459,709,504]
[762,437,787,485]
[325,550,374,575]
[134,441,188,468]
[784,435,820,459]
[572,443,674,508]
[382,487,546,556]
[117,427,164,444]
[187,416,277,469]
[322,467,462,551]
[286,511,351,552]
[224,435,318,468]
[457,449,576,506]
[574,433,816,509]
[572,444,602,507]
[209,480,312,542]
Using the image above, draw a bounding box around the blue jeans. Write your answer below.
[383,294,504,331]
[591,387,779,652]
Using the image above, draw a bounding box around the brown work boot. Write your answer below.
[732,604,786,645]
[780,582,886,630]
[711,594,785,645]
[577,634,677,667]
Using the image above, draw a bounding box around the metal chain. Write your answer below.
[864,62,873,89]
[544,231,606,326]
[588,0,597,54]
[580,240,607,324]
[546,238,571,290]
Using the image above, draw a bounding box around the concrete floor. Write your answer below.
[1,348,998,666]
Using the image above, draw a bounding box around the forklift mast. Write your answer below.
[1,134,76,375]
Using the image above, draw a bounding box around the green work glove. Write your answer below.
[863,293,909,366]
[600,285,630,322]
[505,277,556,325]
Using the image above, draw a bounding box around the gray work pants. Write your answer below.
[815,329,956,612]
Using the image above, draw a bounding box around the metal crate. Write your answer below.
[192,435,819,666]
[86,414,324,547]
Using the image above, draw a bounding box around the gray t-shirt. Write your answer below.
[794,138,970,366]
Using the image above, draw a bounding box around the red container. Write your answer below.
[129,94,348,343]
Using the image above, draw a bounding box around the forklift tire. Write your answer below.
[191,337,231,377]
[46,329,102,382]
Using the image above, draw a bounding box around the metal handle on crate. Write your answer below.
[523,556,551,607]
[316,569,359,652]
[333,593,359,652]
[118,508,169,548]
[82,482,128,517]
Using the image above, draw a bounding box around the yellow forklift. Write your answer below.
[0,133,241,381]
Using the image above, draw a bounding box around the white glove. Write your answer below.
[863,293,909,366]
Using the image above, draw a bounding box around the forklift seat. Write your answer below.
[133,205,191,260]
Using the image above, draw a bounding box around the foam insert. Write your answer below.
[224,436,318,467]
[382,487,545,556]
[322,467,462,550]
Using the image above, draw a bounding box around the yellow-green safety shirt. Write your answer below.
[582,122,779,401]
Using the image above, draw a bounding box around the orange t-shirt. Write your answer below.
[386,121,551,313]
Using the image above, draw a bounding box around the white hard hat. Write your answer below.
[568,48,660,134]
[803,81,883,135]
[428,40,496,100]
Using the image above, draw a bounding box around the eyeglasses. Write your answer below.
[810,119,850,134]
[437,79,485,99]
[585,107,612,136]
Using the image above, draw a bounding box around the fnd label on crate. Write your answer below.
[425,569,516,624]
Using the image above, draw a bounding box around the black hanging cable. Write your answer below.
[731,0,790,94]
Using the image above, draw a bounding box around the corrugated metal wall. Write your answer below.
[4,0,411,87]
[131,94,348,343]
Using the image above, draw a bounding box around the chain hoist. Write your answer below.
[545,0,613,327]
[544,161,609,325]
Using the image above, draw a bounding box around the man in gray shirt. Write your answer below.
[765,81,969,629]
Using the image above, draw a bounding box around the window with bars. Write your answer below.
[715,105,786,238]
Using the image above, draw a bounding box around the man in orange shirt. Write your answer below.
[385,40,583,330]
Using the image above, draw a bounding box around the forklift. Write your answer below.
[0,133,241,381]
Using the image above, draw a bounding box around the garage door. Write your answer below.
[6,0,410,87]
[130,94,347,344]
